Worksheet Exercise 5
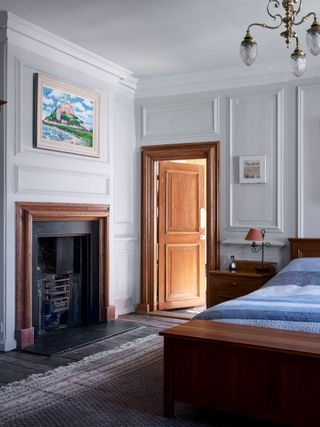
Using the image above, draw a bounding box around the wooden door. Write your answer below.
[158,161,206,310]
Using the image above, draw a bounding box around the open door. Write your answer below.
[158,161,206,310]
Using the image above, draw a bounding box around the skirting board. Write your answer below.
[115,297,134,315]
[0,338,17,352]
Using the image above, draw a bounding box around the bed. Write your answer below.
[159,238,320,426]
[195,256,320,333]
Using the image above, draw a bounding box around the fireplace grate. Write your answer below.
[37,274,81,335]
[44,278,70,313]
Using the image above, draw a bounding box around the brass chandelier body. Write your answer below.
[240,0,320,77]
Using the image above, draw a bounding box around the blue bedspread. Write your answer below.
[194,258,320,333]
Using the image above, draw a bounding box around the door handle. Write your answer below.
[200,234,206,240]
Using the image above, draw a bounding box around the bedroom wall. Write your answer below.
[0,12,138,351]
[2,11,320,352]
[135,71,320,271]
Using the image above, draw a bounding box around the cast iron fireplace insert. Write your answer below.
[32,221,99,339]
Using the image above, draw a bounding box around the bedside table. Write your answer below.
[208,260,276,308]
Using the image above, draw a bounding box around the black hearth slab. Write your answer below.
[23,320,139,356]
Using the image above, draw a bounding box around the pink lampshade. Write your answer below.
[245,228,264,242]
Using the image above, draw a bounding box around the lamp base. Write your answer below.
[255,267,269,273]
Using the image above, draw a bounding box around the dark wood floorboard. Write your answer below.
[0,313,185,385]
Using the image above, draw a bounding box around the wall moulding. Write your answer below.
[15,165,110,197]
[138,96,220,144]
[15,202,113,349]
[297,85,305,238]
[13,58,110,162]
[227,88,284,233]
[2,11,137,90]
[296,83,320,238]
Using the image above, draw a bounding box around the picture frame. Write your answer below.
[34,73,100,157]
[239,155,266,184]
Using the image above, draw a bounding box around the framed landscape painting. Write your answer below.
[239,155,266,184]
[34,73,100,157]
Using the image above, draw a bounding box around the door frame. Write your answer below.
[137,142,220,313]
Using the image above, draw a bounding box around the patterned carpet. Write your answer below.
[0,334,275,426]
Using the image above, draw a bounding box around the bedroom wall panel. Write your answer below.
[113,239,137,315]
[112,94,139,315]
[0,12,136,351]
[297,83,320,237]
[136,84,292,272]
[114,95,136,236]
[15,165,109,197]
[137,93,220,144]
[227,89,283,232]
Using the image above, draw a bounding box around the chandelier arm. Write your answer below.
[247,18,283,33]
[294,0,303,17]
[267,0,281,20]
[293,11,316,26]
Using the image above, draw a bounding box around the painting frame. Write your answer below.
[239,155,266,184]
[34,73,100,157]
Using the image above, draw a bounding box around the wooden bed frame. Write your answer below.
[160,238,320,426]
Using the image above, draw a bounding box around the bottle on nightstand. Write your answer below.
[228,255,237,272]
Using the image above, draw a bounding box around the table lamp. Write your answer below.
[0,100,7,111]
[245,228,271,273]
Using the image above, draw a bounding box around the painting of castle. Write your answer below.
[35,73,100,157]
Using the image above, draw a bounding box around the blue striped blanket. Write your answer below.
[194,258,320,334]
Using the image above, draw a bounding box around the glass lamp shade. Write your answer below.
[240,31,258,66]
[306,20,320,56]
[291,47,306,77]
[245,228,264,242]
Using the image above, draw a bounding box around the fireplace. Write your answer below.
[16,203,115,349]
[33,221,100,337]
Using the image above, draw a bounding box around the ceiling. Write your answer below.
[1,0,320,79]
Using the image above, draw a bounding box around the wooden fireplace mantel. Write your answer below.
[15,202,114,349]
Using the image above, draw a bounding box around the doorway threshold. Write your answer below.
[149,306,206,320]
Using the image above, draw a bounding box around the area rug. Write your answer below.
[0,334,272,427]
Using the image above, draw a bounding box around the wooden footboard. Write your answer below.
[160,320,320,426]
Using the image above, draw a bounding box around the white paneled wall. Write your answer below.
[137,92,220,145]
[113,94,138,314]
[0,12,137,350]
[227,88,283,232]
[2,10,320,351]
[135,79,311,272]
[297,83,320,237]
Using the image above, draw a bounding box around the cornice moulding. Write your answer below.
[0,11,137,91]
[136,63,320,98]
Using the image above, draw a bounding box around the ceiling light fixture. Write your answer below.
[240,0,320,77]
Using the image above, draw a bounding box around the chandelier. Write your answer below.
[240,0,320,77]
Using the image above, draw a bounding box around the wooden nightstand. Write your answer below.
[208,260,276,308]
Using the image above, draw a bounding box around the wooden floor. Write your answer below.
[0,314,185,386]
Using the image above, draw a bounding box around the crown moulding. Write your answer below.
[0,11,137,91]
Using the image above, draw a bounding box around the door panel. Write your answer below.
[166,243,200,302]
[158,161,205,310]
[167,171,199,232]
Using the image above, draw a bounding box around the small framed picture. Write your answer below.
[239,155,266,184]
[34,73,100,157]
